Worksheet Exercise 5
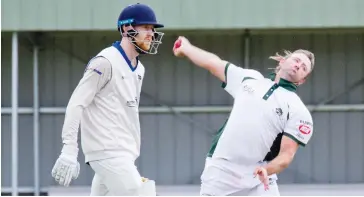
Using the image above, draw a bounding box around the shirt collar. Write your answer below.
[267,73,297,92]
[112,41,138,72]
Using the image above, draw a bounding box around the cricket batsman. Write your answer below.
[51,3,164,196]
[173,36,315,196]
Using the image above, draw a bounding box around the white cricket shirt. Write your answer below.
[208,62,314,167]
[61,41,145,163]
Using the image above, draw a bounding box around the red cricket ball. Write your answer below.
[174,39,182,49]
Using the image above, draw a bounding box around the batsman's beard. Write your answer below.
[135,39,152,51]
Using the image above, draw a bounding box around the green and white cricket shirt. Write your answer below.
[207,62,314,166]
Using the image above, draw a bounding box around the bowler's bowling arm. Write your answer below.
[182,44,227,83]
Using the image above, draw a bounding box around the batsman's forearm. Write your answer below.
[264,153,293,175]
[61,104,83,146]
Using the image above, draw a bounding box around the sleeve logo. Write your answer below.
[299,124,311,135]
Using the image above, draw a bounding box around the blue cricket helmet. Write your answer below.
[117,3,164,30]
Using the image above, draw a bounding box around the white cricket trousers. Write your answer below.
[200,157,280,196]
[89,157,142,196]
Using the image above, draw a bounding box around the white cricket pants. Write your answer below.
[200,157,280,196]
[89,157,142,196]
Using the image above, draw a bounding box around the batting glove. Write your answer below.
[51,144,80,187]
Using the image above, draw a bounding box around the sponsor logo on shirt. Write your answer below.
[85,67,102,75]
[300,120,313,126]
[295,132,305,140]
[299,124,311,135]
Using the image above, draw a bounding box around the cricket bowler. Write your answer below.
[173,36,315,196]
[51,3,164,196]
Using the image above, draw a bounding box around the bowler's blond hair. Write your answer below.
[269,49,315,73]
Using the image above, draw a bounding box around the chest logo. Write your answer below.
[275,108,283,116]
[242,84,255,94]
